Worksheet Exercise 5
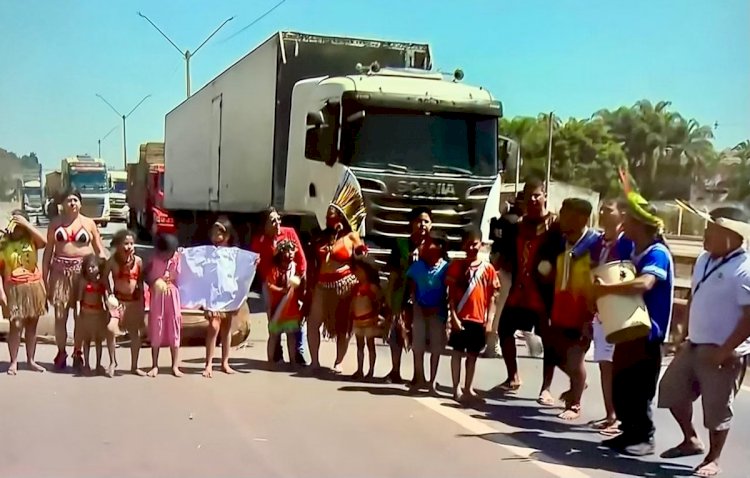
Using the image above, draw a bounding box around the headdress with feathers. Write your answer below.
[618,168,664,231]
[329,167,366,233]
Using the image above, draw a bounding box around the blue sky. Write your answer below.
[1,0,748,170]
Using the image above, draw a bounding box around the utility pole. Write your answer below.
[545,112,554,194]
[138,12,233,97]
[96,94,151,169]
[97,124,119,159]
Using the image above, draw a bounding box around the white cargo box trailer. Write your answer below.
[164,31,431,215]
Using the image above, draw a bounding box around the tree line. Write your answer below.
[502,99,749,201]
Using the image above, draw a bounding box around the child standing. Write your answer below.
[76,254,117,377]
[147,233,183,378]
[350,255,382,380]
[0,210,48,375]
[266,239,305,366]
[203,216,239,378]
[106,229,146,376]
[406,231,450,394]
[446,229,500,403]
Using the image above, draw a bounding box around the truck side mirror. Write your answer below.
[306,111,326,127]
[346,110,365,123]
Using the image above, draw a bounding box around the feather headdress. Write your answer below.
[618,167,664,230]
[330,167,366,233]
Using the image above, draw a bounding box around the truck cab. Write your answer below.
[285,66,503,252]
[60,155,111,225]
[108,170,129,222]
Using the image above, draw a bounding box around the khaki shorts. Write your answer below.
[412,305,446,354]
[657,343,747,431]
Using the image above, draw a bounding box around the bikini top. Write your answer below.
[116,257,141,281]
[84,281,106,294]
[317,239,352,263]
[55,223,91,245]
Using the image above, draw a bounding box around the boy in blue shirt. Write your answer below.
[406,231,450,394]
[593,191,674,456]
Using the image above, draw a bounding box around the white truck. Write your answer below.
[108,170,128,222]
[164,31,504,251]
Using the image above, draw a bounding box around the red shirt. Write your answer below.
[250,227,307,281]
[266,264,302,319]
[446,259,500,324]
[506,219,549,316]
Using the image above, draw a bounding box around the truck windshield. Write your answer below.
[341,108,498,177]
[111,181,127,194]
[70,170,108,192]
[24,187,41,197]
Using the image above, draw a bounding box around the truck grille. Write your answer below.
[81,198,105,218]
[110,198,126,208]
[357,180,491,253]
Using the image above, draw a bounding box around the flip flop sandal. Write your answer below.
[660,446,705,459]
[599,424,623,437]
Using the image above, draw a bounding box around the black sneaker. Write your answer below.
[601,434,630,451]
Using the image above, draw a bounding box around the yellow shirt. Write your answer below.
[0,239,41,284]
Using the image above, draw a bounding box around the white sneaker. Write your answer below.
[524,331,544,357]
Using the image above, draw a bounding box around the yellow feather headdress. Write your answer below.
[330,167,366,233]
[618,168,664,230]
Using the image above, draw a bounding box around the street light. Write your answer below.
[97,124,120,159]
[96,94,151,169]
[137,12,233,97]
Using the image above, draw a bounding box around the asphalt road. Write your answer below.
[1,214,749,478]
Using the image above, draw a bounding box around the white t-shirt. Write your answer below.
[689,249,750,355]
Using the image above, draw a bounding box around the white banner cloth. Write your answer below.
[178,246,258,312]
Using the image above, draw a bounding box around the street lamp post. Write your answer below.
[96,94,151,169]
[137,12,233,97]
[97,124,119,158]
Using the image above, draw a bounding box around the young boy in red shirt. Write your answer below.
[446,229,500,403]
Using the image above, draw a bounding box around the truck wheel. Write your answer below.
[100,222,108,228]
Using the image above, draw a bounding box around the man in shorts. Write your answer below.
[657,206,750,477]
[496,177,564,406]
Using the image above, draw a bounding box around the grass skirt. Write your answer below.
[49,256,83,310]
[6,280,47,320]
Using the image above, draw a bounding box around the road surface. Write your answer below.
[1,217,749,478]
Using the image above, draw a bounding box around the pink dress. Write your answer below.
[148,252,182,348]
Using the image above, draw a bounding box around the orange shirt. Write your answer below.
[446,259,500,324]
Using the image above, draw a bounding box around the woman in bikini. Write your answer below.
[42,188,106,371]
[106,229,146,376]
[306,170,367,373]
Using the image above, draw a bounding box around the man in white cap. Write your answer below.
[657,206,750,477]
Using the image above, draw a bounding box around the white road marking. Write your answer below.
[414,396,590,478]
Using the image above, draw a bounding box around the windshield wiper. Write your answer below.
[433,165,472,175]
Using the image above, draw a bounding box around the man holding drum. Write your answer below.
[593,191,674,456]
[657,206,750,477]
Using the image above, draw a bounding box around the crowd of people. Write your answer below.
[1,176,749,477]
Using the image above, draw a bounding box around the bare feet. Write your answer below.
[7,363,18,375]
[426,383,437,396]
[350,370,364,381]
[83,365,94,377]
[537,389,555,406]
[96,365,106,376]
[105,364,115,378]
[146,367,159,378]
[28,361,46,373]
[172,367,184,378]
[332,363,344,374]
[452,390,463,403]
[202,367,214,378]
[221,363,236,375]
[131,368,147,377]
[364,371,374,382]
[462,389,486,405]
[694,460,721,477]
[558,405,582,420]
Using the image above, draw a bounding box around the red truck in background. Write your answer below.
[127,142,176,239]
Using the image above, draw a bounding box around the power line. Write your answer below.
[221,0,288,43]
